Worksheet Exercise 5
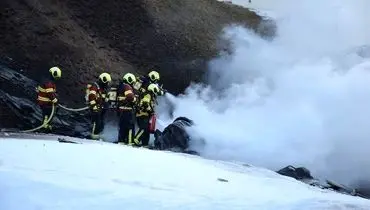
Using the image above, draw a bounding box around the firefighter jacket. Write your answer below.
[86,82,108,112]
[37,78,58,106]
[117,82,136,111]
[136,93,155,117]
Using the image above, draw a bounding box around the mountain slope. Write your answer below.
[1,136,370,209]
[0,0,271,106]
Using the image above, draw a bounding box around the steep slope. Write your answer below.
[1,136,370,209]
[0,0,271,106]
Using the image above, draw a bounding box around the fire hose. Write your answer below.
[58,104,89,112]
[20,104,56,133]
[1,104,86,133]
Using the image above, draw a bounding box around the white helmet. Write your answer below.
[49,67,62,79]
[122,73,136,85]
[148,70,160,83]
[147,83,160,95]
[99,72,112,84]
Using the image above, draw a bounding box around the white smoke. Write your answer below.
[157,0,370,185]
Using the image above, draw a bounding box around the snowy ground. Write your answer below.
[1,136,370,210]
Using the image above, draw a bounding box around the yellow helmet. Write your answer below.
[99,72,112,84]
[148,70,160,82]
[49,67,62,79]
[147,83,160,95]
[122,73,136,85]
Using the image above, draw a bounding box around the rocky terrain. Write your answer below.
[0,0,274,131]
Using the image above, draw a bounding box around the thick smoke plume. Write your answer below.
[157,0,370,186]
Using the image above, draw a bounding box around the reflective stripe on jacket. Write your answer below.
[87,82,107,111]
[117,83,136,111]
[37,80,57,106]
[136,93,154,117]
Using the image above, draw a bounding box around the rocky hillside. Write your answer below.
[0,0,271,103]
[0,0,274,130]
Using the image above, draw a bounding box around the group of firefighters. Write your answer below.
[36,66,165,147]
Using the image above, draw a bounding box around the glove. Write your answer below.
[91,105,100,112]
[51,98,58,104]
[141,102,149,111]
[158,87,167,96]
[160,90,166,96]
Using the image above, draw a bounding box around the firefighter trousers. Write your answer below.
[40,105,54,132]
[90,110,104,139]
[118,110,135,144]
[134,115,150,147]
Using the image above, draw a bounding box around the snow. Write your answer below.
[217,0,283,18]
[1,137,370,209]
[228,0,286,10]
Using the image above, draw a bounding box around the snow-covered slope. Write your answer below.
[218,0,284,18]
[229,0,286,10]
[1,137,370,210]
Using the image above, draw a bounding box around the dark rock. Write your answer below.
[276,165,313,180]
[276,165,370,200]
[351,180,370,199]
[0,65,91,138]
[217,178,229,182]
[153,116,204,154]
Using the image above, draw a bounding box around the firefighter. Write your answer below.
[116,73,137,145]
[133,70,165,97]
[133,83,160,147]
[86,72,112,140]
[36,66,62,131]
